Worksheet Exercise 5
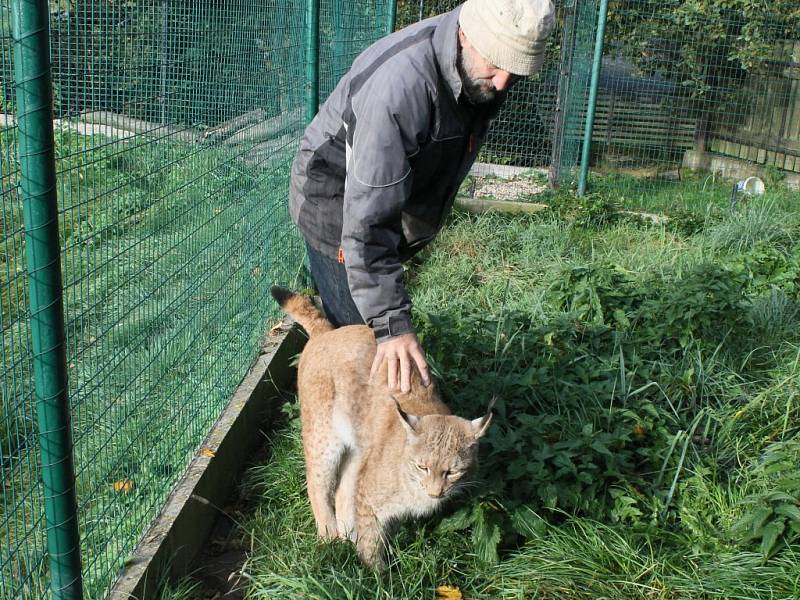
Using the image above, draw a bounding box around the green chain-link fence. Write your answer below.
[401,0,799,194]
[590,0,800,196]
[0,0,390,597]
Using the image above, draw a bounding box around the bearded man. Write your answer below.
[288,0,555,392]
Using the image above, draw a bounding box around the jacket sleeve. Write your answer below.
[340,70,430,343]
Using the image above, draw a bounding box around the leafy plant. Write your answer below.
[732,440,800,558]
[545,191,623,229]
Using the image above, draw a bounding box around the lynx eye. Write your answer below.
[415,463,428,473]
[445,470,463,480]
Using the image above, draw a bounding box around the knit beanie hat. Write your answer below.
[458,0,556,76]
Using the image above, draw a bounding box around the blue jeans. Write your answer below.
[305,243,365,327]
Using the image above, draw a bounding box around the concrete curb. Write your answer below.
[455,196,548,214]
[109,320,305,599]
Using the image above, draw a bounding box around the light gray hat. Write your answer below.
[458,0,556,76]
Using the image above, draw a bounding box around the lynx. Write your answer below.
[270,287,493,568]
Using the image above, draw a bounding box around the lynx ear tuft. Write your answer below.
[393,397,420,435]
[470,397,496,439]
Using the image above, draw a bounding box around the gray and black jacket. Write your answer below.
[289,6,505,341]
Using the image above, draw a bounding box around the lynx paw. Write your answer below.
[356,540,386,570]
[317,520,339,540]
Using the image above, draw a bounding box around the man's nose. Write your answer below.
[492,70,514,91]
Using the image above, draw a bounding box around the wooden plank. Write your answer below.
[789,78,800,142]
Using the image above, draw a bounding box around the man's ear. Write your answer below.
[470,397,496,439]
[393,398,420,435]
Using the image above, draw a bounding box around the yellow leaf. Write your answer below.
[435,585,463,600]
[200,447,216,458]
[112,479,133,493]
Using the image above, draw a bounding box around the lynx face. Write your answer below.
[396,409,493,499]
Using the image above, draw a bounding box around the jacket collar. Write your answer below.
[433,6,464,103]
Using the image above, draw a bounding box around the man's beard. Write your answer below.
[456,46,498,105]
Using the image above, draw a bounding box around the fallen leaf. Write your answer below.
[112,479,133,493]
[200,447,216,458]
[435,585,463,600]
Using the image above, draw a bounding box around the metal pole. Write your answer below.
[304,0,320,124]
[548,1,577,190]
[387,0,397,36]
[577,0,609,196]
[160,0,168,125]
[11,1,83,598]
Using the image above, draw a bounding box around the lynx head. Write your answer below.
[394,399,494,499]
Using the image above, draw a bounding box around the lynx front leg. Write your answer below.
[355,497,387,569]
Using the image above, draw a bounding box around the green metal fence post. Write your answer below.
[577,0,609,196]
[11,0,83,598]
[305,0,320,124]
[387,0,397,36]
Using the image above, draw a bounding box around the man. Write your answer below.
[288,0,555,393]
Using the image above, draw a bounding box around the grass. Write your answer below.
[182,176,800,600]
[0,128,306,597]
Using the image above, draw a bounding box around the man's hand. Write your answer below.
[370,332,431,393]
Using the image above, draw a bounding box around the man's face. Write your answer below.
[457,28,520,104]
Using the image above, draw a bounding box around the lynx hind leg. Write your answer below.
[334,451,360,542]
[300,380,344,540]
[303,434,344,540]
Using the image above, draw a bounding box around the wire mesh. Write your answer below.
[590,0,800,196]
[1,0,51,596]
[52,2,309,596]
[319,0,393,101]
[399,0,799,193]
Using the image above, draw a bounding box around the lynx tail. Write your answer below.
[270,286,334,338]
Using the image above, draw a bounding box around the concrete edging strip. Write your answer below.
[109,319,305,600]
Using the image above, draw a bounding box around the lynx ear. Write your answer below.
[470,397,496,439]
[393,398,420,435]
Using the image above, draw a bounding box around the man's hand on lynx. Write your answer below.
[370,332,431,393]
